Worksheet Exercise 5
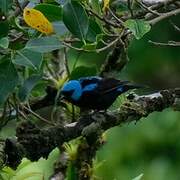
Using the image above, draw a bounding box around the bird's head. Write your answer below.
[60,80,82,101]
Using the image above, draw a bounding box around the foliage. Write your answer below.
[0,148,60,180]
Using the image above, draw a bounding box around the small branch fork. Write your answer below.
[1,88,179,171]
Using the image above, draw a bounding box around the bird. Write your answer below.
[60,76,142,110]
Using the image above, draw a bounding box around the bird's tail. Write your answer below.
[125,83,145,90]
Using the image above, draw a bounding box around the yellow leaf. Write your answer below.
[103,0,110,12]
[23,8,54,35]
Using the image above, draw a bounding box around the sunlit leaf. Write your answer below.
[103,0,110,12]
[23,8,54,35]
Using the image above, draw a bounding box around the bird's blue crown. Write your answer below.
[61,80,82,101]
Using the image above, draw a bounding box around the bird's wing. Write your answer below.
[97,78,129,94]
[79,77,129,95]
[79,76,102,89]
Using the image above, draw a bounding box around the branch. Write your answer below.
[149,8,180,25]
[1,88,179,169]
[149,40,180,46]
[123,0,179,20]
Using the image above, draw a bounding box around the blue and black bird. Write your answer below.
[60,76,141,110]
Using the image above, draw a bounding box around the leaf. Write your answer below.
[34,3,62,22]
[63,1,89,42]
[0,37,9,48]
[91,0,102,15]
[66,162,78,180]
[13,49,43,70]
[25,36,62,53]
[18,75,42,102]
[124,19,151,40]
[86,18,102,42]
[23,8,54,35]
[53,21,68,36]
[0,58,19,105]
[70,66,97,80]
[0,15,9,38]
[103,0,110,12]
[55,0,66,5]
[1,148,60,180]
[132,173,144,180]
[0,0,13,14]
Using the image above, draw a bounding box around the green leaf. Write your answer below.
[0,0,13,14]
[124,19,151,40]
[13,49,43,70]
[86,18,102,42]
[53,21,68,36]
[63,1,89,42]
[34,3,62,22]
[1,148,60,180]
[0,37,9,48]
[25,36,62,53]
[132,173,144,180]
[0,15,9,38]
[70,66,97,80]
[18,75,42,102]
[0,58,19,105]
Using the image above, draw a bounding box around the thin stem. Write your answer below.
[96,38,120,53]
[149,40,180,46]
[127,0,134,18]
[22,105,55,126]
[64,47,70,77]
[108,8,124,25]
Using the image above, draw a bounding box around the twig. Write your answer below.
[14,0,23,13]
[14,0,29,17]
[108,8,124,24]
[63,38,121,53]
[170,21,180,32]
[123,0,179,20]
[127,0,134,18]
[149,40,180,46]
[149,8,180,25]
[22,105,55,125]
[96,37,120,53]
[86,8,121,28]
[63,47,70,77]
[135,0,161,16]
